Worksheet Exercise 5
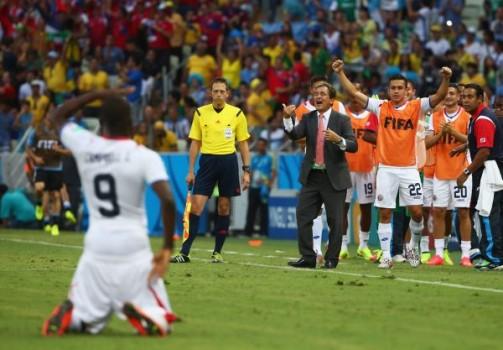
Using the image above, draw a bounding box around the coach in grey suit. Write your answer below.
[283,82,357,269]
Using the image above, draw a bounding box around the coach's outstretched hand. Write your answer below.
[148,249,171,285]
[282,104,296,118]
[331,59,344,73]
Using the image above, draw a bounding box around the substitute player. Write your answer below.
[342,83,377,261]
[425,84,472,267]
[333,59,452,268]
[42,89,177,336]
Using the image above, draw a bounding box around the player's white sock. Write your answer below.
[312,215,323,256]
[460,241,471,258]
[378,223,392,259]
[359,231,369,249]
[420,235,430,253]
[434,238,445,257]
[408,219,423,249]
[341,234,349,251]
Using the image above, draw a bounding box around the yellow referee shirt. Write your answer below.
[189,103,250,155]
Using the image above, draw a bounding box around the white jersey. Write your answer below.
[61,122,169,258]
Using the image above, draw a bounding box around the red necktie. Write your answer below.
[315,113,325,165]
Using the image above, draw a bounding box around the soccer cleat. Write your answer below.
[339,249,350,259]
[405,247,420,267]
[427,255,444,266]
[460,257,473,268]
[44,224,52,233]
[51,225,60,237]
[211,252,224,263]
[378,257,393,269]
[420,252,431,264]
[170,253,190,263]
[356,247,375,261]
[392,254,406,263]
[35,205,44,221]
[64,210,77,224]
[473,258,491,270]
[372,249,383,263]
[443,249,454,266]
[42,299,74,336]
[123,302,166,336]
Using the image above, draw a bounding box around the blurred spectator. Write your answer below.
[43,49,68,105]
[426,24,451,56]
[78,57,109,117]
[259,111,286,152]
[164,104,190,141]
[0,100,14,152]
[217,36,243,90]
[460,62,487,88]
[13,101,32,137]
[102,35,125,79]
[0,184,36,229]
[152,120,178,152]
[185,38,217,86]
[26,80,50,128]
[121,55,143,125]
[247,79,273,128]
[133,121,149,146]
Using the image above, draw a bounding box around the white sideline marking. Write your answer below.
[2,237,503,295]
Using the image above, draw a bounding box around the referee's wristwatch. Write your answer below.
[242,165,251,173]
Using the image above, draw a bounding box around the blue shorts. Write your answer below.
[193,154,241,197]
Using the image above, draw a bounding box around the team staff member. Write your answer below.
[171,78,251,263]
[456,84,503,270]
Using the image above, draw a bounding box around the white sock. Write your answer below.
[359,231,369,249]
[312,215,323,255]
[420,235,430,253]
[408,219,423,249]
[460,240,471,258]
[341,234,349,251]
[378,223,392,259]
[434,238,445,257]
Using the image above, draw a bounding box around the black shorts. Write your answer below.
[34,169,64,191]
[193,154,241,197]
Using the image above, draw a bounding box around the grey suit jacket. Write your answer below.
[286,109,357,191]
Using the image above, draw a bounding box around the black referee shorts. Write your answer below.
[34,169,64,191]
[193,153,241,197]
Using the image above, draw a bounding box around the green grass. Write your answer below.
[1,229,502,350]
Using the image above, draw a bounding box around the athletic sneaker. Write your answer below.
[64,210,77,224]
[35,205,44,221]
[44,224,52,233]
[51,225,60,237]
[378,257,393,269]
[420,252,431,264]
[405,247,420,267]
[373,249,383,263]
[339,249,350,259]
[123,302,166,336]
[460,257,473,268]
[211,252,224,263]
[42,299,73,336]
[356,247,375,261]
[392,254,406,263]
[427,255,444,266]
[170,253,190,263]
[443,249,454,266]
[474,259,503,271]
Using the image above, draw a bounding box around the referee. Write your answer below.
[171,78,251,263]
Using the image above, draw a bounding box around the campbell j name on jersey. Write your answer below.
[84,152,122,164]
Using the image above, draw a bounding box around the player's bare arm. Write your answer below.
[52,87,133,130]
[238,140,251,191]
[186,140,201,186]
[425,125,446,149]
[449,142,468,157]
[457,147,491,186]
[429,67,452,108]
[444,123,468,143]
[149,180,176,285]
[331,59,368,107]
[362,130,376,145]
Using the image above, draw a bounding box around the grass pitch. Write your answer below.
[1,229,502,350]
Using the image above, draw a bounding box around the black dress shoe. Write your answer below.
[322,259,338,269]
[287,257,316,268]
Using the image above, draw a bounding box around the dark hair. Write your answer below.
[0,184,7,197]
[448,83,460,92]
[211,77,230,90]
[293,51,302,61]
[314,82,337,99]
[388,74,408,86]
[464,84,484,98]
[257,137,268,144]
[99,96,133,137]
[309,75,328,87]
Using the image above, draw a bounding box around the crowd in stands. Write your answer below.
[0,0,501,154]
